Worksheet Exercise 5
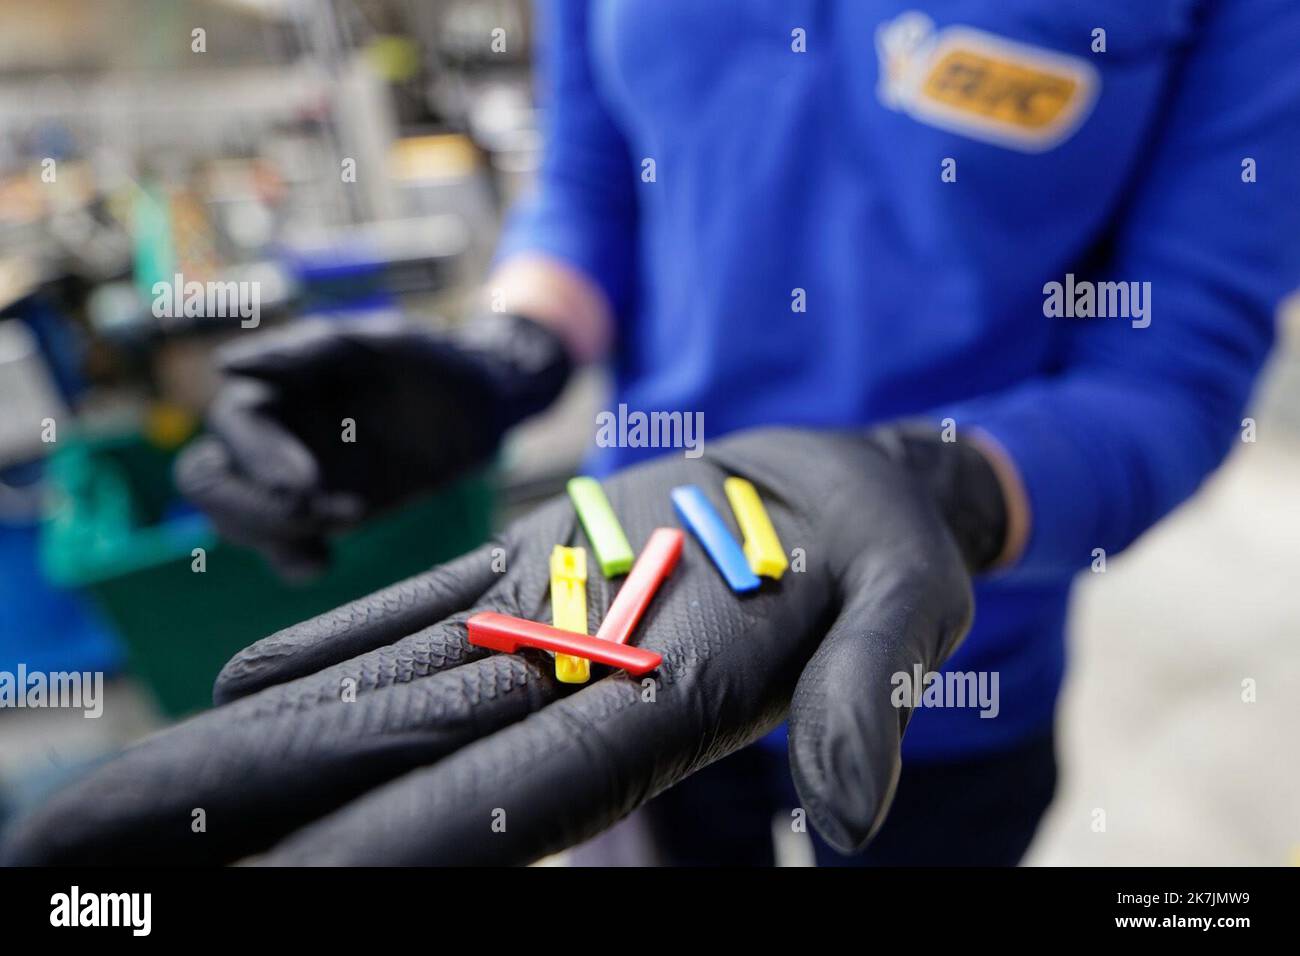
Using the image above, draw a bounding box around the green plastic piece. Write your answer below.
[566,477,634,577]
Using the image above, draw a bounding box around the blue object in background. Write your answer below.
[280,242,399,316]
[11,295,88,404]
[0,465,122,678]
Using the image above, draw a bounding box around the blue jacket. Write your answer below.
[497,0,1300,760]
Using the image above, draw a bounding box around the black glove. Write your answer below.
[2,425,1005,865]
[174,312,571,577]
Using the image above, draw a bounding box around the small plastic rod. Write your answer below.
[550,545,591,684]
[567,477,635,577]
[671,485,761,593]
[595,528,684,647]
[724,477,788,579]
[467,611,662,675]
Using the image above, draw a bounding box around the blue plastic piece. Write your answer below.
[670,485,761,593]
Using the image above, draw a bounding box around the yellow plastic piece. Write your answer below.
[550,546,591,683]
[723,477,789,580]
[144,403,198,450]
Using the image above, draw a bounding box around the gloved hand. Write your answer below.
[175,311,571,577]
[2,426,1006,865]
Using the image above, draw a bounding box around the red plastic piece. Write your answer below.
[467,611,662,675]
[595,527,684,647]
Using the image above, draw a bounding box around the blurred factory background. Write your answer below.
[0,0,594,819]
[0,0,1296,866]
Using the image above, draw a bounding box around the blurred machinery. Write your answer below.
[0,0,542,718]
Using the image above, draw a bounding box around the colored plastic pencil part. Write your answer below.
[467,611,662,675]
[550,546,591,684]
[670,485,761,593]
[723,477,789,579]
[595,528,684,647]
[566,477,635,577]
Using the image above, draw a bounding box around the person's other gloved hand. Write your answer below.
[1,426,1005,865]
[175,312,571,577]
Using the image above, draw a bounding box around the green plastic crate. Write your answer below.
[41,432,493,715]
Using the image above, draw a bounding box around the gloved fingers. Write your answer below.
[214,492,578,707]
[787,566,972,854]
[175,437,328,544]
[214,540,503,704]
[207,378,320,494]
[255,526,826,868]
[257,671,666,865]
[0,646,564,866]
[215,317,352,379]
[8,497,588,866]
[175,436,343,581]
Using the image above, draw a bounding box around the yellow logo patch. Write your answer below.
[876,11,1098,152]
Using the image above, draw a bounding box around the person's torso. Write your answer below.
[586,0,1197,443]
[579,0,1202,756]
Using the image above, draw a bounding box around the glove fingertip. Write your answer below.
[214,319,340,377]
[214,336,296,377]
[788,632,907,857]
[212,648,278,706]
[212,542,502,706]
[173,435,230,497]
[788,726,901,856]
[213,624,320,704]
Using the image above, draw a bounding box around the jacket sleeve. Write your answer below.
[943,0,1300,579]
[494,0,639,318]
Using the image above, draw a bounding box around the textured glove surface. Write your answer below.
[3,428,973,865]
